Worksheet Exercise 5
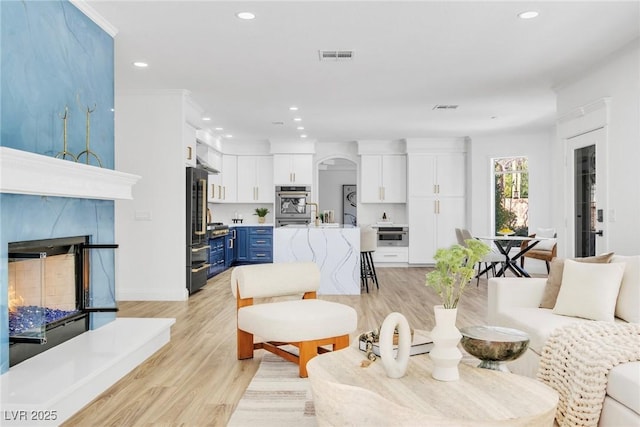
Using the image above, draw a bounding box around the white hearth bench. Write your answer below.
[0,318,174,426]
[231,262,357,377]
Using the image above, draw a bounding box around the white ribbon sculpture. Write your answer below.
[378,312,411,378]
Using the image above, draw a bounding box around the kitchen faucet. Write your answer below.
[307,203,320,226]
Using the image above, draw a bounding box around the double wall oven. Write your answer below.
[275,185,312,227]
[186,167,210,294]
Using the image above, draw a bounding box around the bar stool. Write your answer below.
[360,226,379,292]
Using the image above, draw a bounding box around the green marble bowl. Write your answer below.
[460,326,529,372]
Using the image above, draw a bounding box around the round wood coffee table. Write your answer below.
[307,346,558,426]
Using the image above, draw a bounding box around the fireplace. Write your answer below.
[8,236,118,366]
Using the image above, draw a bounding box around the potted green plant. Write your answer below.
[425,239,489,381]
[254,207,269,224]
[425,239,490,309]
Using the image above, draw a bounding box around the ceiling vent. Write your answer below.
[318,50,354,61]
[433,105,459,110]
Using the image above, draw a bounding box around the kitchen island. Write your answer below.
[273,225,360,295]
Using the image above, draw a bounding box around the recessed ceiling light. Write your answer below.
[297,126,305,130]
[300,134,308,138]
[224,134,233,138]
[236,12,255,20]
[518,10,539,19]
[133,61,148,68]
[202,117,211,121]
[293,117,302,122]
[289,106,299,111]
[215,127,223,131]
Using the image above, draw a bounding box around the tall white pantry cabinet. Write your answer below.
[407,139,468,264]
[360,154,407,203]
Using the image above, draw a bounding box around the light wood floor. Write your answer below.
[63,267,491,427]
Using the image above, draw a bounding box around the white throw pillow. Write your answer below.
[534,228,556,252]
[611,255,640,323]
[553,259,625,322]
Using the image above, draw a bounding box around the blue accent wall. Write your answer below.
[0,1,115,374]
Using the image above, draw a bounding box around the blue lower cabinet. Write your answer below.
[235,226,273,264]
[208,237,225,278]
[210,227,271,277]
[248,227,273,263]
[235,227,249,262]
[225,231,236,268]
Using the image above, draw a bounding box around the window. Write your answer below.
[494,157,529,235]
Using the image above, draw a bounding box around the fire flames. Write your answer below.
[8,292,24,314]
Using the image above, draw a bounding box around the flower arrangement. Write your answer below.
[425,239,490,309]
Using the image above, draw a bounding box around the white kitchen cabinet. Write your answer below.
[407,152,466,264]
[220,155,237,202]
[360,155,406,203]
[273,154,313,185]
[408,197,465,264]
[372,247,409,264]
[408,153,465,198]
[210,155,238,203]
[183,123,197,167]
[237,156,274,203]
[208,173,220,203]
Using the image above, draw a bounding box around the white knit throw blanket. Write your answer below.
[537,321,640,427]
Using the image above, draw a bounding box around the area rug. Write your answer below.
[227,353,317,426]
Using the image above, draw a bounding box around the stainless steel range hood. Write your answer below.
[196,154,220,174]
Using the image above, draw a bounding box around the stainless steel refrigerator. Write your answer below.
[186,167,210,294]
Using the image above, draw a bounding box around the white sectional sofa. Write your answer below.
[487,254,640,427]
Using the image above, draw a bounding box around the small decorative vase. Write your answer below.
[429,305,462,381]
[258,217,265,224]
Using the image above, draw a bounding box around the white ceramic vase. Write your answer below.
[429,305,462,381]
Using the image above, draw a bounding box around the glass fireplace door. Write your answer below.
[7,252,47,343]
[82,244,119,312]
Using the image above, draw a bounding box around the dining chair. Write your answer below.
[520,228,557,273]
[457,228,504,285]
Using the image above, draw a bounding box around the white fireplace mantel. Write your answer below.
[0,147,140,200]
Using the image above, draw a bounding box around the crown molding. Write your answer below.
[69,0,118,37]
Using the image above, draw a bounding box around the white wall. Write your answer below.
[468,132,555,237]
[115,91,188,301]
[554,40,640,255]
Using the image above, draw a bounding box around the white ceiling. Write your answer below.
[88,1,640,144]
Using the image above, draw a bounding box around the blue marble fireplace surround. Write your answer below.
[1,1,115,374]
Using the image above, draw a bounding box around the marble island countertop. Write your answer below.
[274,226,360,295]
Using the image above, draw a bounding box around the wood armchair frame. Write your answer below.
[236,289,349,378]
